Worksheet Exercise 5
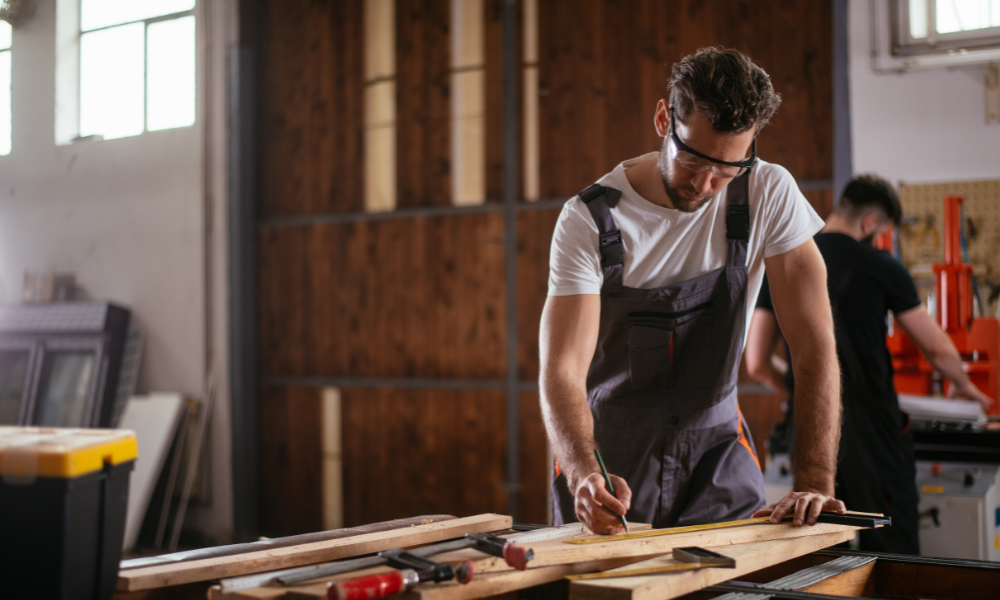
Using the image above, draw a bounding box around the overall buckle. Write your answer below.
[599,231,624,267]
[726,205,751,240]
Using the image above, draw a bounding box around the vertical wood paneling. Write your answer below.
[802,188,835,220]
[258,214,507,379]
[396,0,452,208]
[537,0,833,199]
[260,0,365,218]
[518,391,550,523]
[517,208,561,381]
[259,386,325,536]
[341,388,508,525]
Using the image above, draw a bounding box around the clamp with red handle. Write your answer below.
[331,548,474,600]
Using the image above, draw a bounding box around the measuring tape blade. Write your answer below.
[564,516,771,545]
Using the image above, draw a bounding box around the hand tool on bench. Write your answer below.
[331,548,472,600]
[120,515,455,570]
[216,531,533,593]
[565,510,890,544]
[595,448,630,534]
[567,546,736,580]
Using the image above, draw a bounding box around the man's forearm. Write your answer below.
[540,372,600,491]
[790,343,841,496]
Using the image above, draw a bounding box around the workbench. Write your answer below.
[112,513,1000,600]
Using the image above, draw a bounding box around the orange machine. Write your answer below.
[880,195,1000,416]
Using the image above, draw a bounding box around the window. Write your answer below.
[896,0,1000,55]
[77,0,196,140]
[0,20,11,156]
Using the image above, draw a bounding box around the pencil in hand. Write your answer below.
[594,448,630,534]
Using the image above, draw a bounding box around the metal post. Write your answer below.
[502,0,520,520]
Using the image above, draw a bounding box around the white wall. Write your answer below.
[0,0,234,543]
[849,0,1000,185]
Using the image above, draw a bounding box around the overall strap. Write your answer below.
[725,170,752,267]
[579,183,624,295]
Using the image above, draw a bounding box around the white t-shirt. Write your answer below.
[548,152,825,341]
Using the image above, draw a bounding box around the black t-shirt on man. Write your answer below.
[756,232,923,554]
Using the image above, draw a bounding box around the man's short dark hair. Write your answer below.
[669,47,781,135]
[839,174,902,225]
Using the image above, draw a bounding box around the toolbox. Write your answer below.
[0,426,137,600]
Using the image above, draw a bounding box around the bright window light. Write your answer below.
[74,1,196,140]
[910,0,929,38]
[80,22,145,139]
[0,20,10,156]
[81,0,195,32]
[147,16,195,131]
[0,20,11,49]
[936,0,1000,33]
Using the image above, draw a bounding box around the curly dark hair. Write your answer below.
[669,47,781,135]
[839,174,902,225]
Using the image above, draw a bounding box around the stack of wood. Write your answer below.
[114,512,998,600]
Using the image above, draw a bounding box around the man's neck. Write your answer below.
[624,157,675,209]
[820,214,861,240]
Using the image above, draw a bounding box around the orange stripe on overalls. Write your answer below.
[737,407,761,471]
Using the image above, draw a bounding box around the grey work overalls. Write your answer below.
[552,171,766,528]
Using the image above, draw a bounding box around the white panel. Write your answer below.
[147,16,196,131]
[81,0,195,31]
[451,0,484,69]
[365,126,396,212]
[451,70,485,206]
[321,387,343,531]
[80,23,145,139]
[0,51,9,156]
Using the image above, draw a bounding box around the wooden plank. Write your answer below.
[567,530,854,600]
[434,521,865,576]
[117,514,512,592]
[796,560,876,597]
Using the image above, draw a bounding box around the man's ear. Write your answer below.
[654,100,670,137]
[861,211,882,237]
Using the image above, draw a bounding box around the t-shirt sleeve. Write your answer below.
[872,252,922,314]
[548,199,603,296]
[756,274,775,312]
[757,164,825,259]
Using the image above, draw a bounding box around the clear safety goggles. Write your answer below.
[669,109,757,180]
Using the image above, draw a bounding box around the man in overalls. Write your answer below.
[541,47,845,533]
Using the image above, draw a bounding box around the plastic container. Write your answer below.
[0,426,137,600]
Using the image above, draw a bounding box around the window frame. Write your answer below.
[893,0,1000,57]
[76,1,197,140]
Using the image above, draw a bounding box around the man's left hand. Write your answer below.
[752,491,846,526]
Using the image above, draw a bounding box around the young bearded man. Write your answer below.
[540,47,845,534]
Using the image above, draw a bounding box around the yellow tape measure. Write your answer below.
[564,510,882,545]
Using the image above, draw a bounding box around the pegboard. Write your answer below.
[898,179,1000,316]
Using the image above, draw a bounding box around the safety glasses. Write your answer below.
[669,108,757,179]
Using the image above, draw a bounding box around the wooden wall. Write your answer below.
[255,0,833,536]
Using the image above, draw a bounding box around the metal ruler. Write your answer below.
[503,523,591,544]
[564,511,887,545]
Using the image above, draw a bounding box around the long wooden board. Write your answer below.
[433,520,864,575]
[118,514,512,592]
[568,530,855,600]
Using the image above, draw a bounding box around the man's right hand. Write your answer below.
[949,379,994,412]
[573,472,632,535]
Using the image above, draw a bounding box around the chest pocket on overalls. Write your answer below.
[627,303,713,392]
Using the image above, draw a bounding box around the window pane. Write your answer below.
[0,51,9,156]
[910,0,929,38]
[0,350,30,425]
[0,20,11,50]
[147,16,195,131]
[35,351,96,428]
[80,23,144,139]
[81,0,195,32]
[937,0,1000,33]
